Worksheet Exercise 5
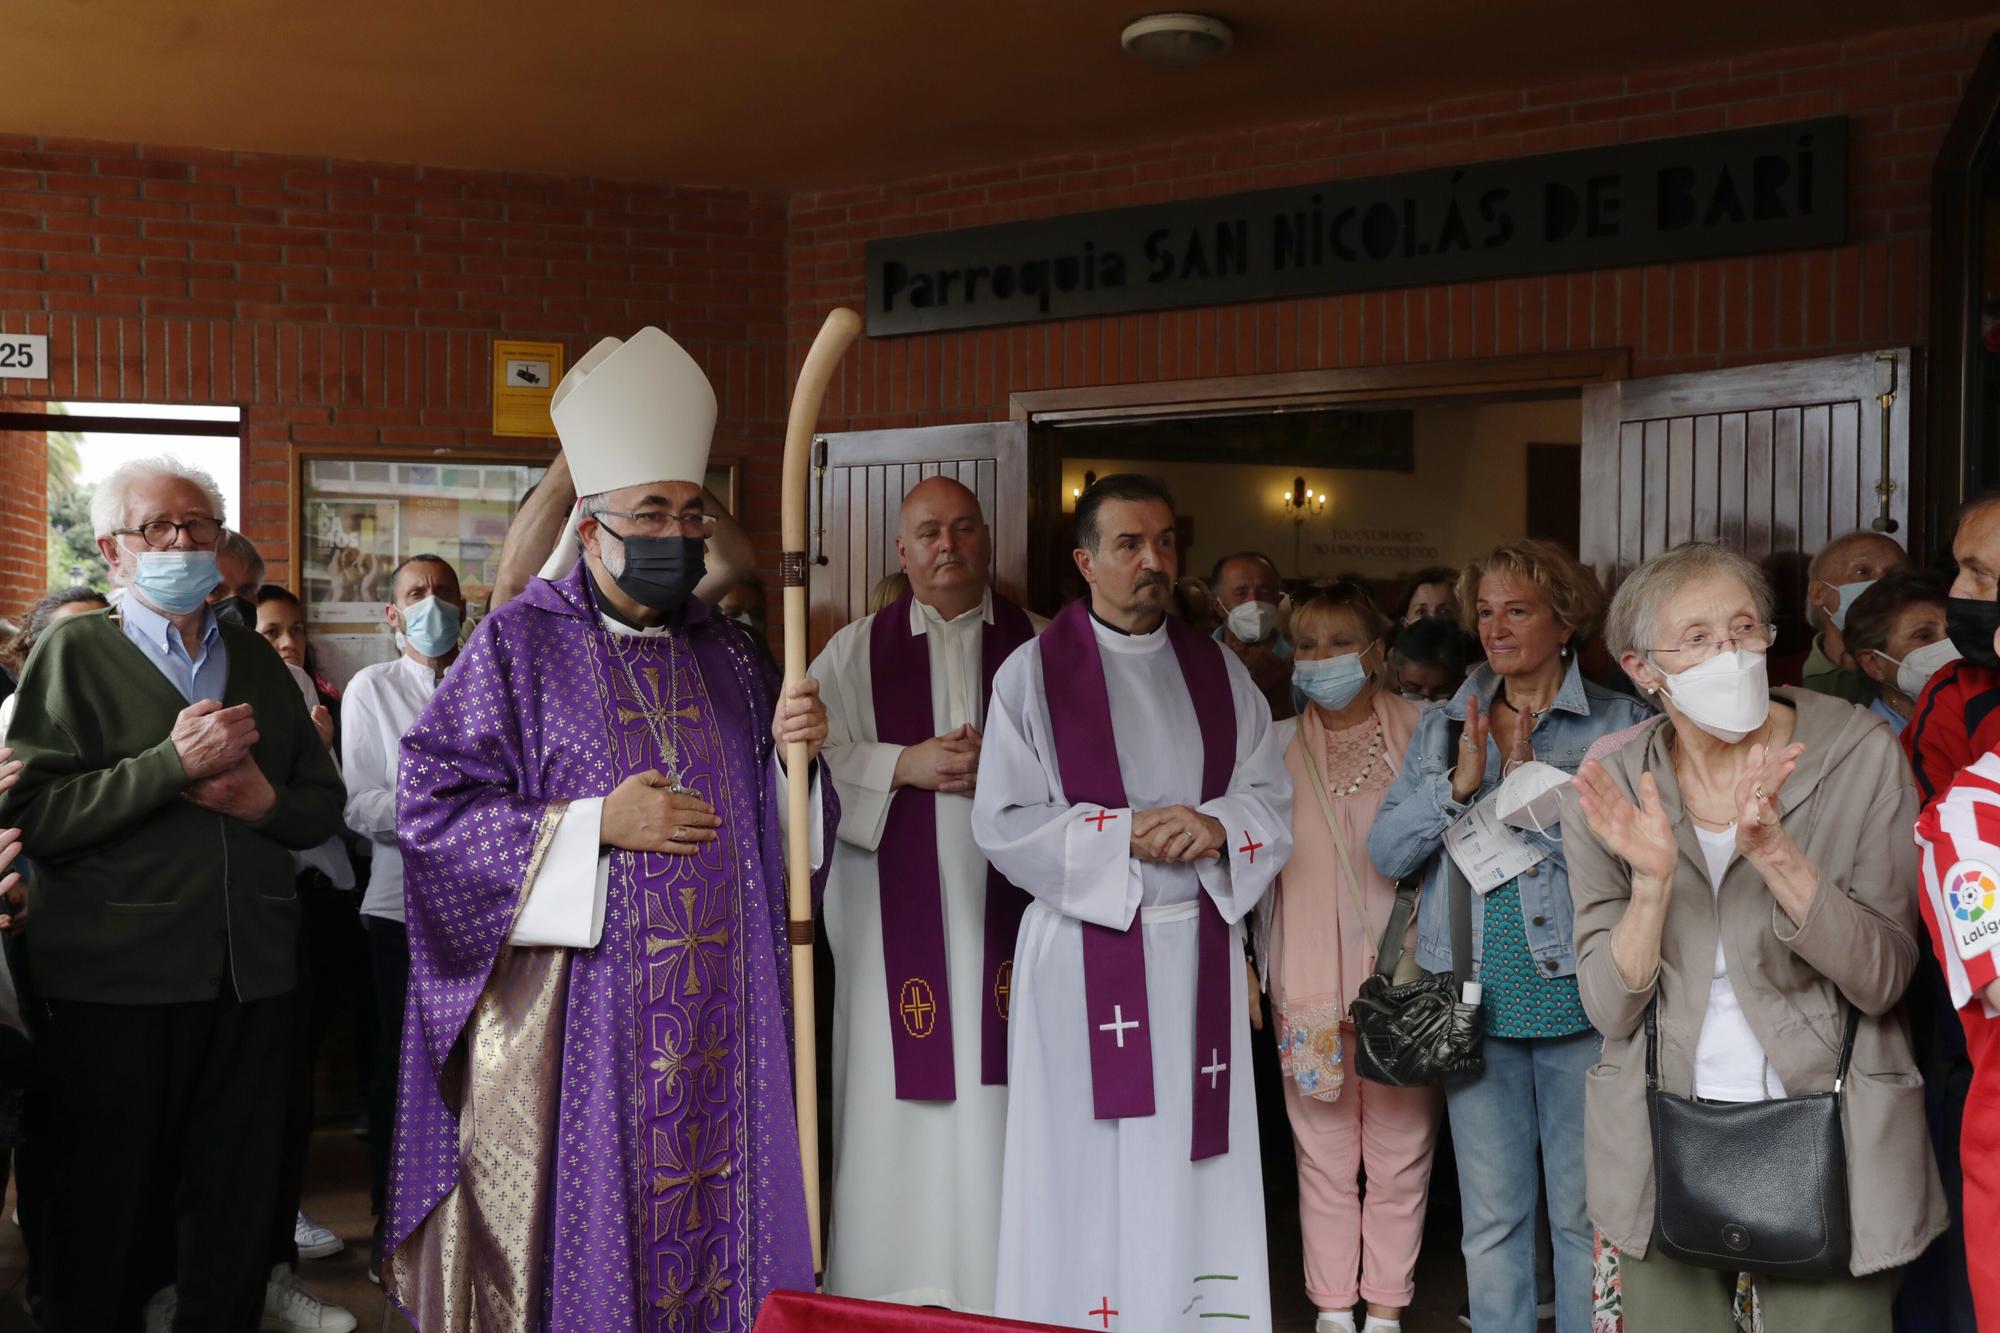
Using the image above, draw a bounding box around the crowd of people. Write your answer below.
[0,325,1993,1333]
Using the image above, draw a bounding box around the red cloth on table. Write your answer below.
[755,1292,1075,1333]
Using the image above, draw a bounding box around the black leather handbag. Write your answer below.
[1646,1003,1859,1278]
[1347,858,1485,1086]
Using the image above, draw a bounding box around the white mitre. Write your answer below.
[536,326,718,580]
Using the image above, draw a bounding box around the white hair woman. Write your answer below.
[1567,541,1946,1330]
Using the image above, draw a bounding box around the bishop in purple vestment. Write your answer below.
[385,327,836,1333]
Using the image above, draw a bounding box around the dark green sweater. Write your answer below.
[0,608,345,1004]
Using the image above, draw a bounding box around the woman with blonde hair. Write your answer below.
[1259,581,1440,1333]
[1368,540,1647,1333]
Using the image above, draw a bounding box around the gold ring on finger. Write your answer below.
[1753,786,1765,801]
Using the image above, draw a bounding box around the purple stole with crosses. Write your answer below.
[1037,598,1236,1161]
[869,591,1037,1100]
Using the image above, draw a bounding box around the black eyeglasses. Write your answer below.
[114,517,225,549]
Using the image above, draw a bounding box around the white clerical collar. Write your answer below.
[1089,609,1169,655]
[599,613,673,638]
[910,588,993,636]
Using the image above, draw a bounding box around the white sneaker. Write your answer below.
[262,1264,358,1333]
[144,1285,176,1333]
[293,1210,344,1260]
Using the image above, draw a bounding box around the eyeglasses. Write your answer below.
[1645,623,1777,663]
[114,517,224,549]
[594,510,718,540]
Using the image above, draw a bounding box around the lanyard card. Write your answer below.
[1444,794,1549,895]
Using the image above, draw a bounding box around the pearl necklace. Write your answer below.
[1326,716,1384,796]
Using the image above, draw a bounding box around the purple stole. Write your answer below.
[1037,599,1236,1161]
[869,592,1037,1100]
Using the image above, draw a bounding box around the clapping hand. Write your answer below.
[1734,742,1805,862]
[1573,761,1678,894]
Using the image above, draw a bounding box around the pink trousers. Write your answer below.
[1283,1043,1444,1311]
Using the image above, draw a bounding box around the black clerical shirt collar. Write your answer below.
[1089,607,1167,637]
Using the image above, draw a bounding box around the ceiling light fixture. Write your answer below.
[1120,13,1235,67]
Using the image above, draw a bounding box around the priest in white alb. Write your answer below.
[810,476,1045,1310]
[972,473,1292,1332]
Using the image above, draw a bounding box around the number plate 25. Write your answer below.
[0,335,47,379]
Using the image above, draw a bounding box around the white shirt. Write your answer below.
[1692,824,1786,1102]
[341,653,441,923]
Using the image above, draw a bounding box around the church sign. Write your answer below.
[865,118,1845,337]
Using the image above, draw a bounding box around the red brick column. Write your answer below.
[0,401,47,621]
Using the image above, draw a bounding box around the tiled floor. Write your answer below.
[0,1127,1485,1332]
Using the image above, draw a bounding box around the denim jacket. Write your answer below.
[1365,657,1649,978]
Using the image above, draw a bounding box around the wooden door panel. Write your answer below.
[808,421,1029,655]
[1582,350,1914,583]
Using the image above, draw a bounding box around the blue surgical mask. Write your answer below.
[1816,578,1876,633]
[1293,651,1370,711]
[132,550,221,615]
[398,595,462,659]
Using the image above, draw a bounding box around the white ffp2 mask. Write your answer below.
[1659,649,1771,743]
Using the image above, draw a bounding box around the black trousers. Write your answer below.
[365,914,409,1216]
[270,874,373,1267]
[41,991,291,1333]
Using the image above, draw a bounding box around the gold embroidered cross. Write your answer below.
[646,884,731,998]
[653,1122,729,1230]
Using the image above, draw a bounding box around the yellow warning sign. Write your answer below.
[492,339,564,438]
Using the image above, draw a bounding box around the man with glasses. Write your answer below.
[385,328,836,1329]
[0,455,345,1332]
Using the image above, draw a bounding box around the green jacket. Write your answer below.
[0,608,345,1004]
[1801,636,1875,706]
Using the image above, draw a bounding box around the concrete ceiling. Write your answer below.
[4,0,1993,191]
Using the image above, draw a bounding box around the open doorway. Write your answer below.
[1040,396,1583,620]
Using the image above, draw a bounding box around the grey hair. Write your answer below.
[90,455,227,539]
[218,529,264,581]
[578,489,614,520]
[1805,528,1904,629]
[1603,541,1776,660]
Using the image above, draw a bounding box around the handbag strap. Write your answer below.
[1437,717,1473,990]
[1646,1000,1862,1093]
[1294,723,1377,961]
[1373,880,1420,980]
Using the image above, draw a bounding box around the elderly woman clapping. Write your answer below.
[1565,542,1946,1331]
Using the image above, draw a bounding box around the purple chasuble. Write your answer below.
[867,592,1036,1099]
[1036,599,1237,1161]
[387,563,835,1333]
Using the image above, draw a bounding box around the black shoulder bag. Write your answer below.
[1349,718,1486,1087]
[1646,1002,1858,1278]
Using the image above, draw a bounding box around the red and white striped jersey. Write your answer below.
[1914,749,2000,1016]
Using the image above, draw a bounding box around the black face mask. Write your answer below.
[212,595,255,627]
[1947,595,2000,669]
[597,528,706,615]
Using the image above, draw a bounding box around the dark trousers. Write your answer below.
[365,914,409,1216]
[41,991,291,1333]
[270,875,373,1267]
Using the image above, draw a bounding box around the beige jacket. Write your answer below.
[1563,688,1947,1274]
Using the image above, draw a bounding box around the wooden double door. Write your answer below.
[807,349,1916,653]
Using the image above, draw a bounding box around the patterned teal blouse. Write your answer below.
[1478,878,1591,1039]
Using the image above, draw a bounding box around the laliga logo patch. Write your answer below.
[1946,860,2000,961]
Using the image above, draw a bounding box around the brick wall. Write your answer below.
[0,148,788,594]
[789,17,2000,431]
[0,402,47,620]
[2,15,1997,620]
